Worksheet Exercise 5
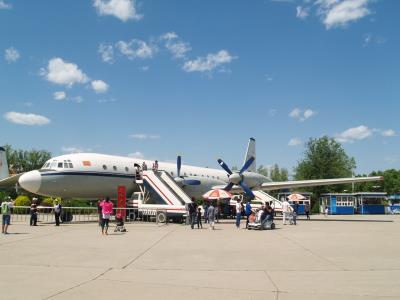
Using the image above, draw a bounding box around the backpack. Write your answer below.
[1,202,10,214]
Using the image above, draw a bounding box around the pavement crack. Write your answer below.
[121,227,177,269]
[42,267,113,300]
[264,270,280,300]
[276,231,345,271]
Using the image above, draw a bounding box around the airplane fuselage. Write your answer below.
[18,153,269,199]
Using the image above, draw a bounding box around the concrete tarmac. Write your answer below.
[1,215,400,300]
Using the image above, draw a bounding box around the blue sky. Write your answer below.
[0,0,399,175]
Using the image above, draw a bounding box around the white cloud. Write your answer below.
[98,98,116,103]
[141,66,149,71]
[129,134,160,139]
[116,39,155,59]
[161,32,191,59]
[4,47,20,63]
[363,33,386,47]
[183,50,236,73]
[62,146,92,153]
[268,109,277,117]
[296,6,309,19]
[91,80,109,93]
[43,58,89,87]
[289,108,316,121]
[128,151,144,159]
[4,112,50,126]
[73,96,84,103]
[289,108,302,119]
[93,0,142,22]
[335,125,373,143]
[316,0,371,29]
[99,43,114,63]
[53,91,66,100]
[0,1,11,9]
[288,138,302,146]
[381,129,396,137]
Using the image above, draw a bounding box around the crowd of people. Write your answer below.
[1,193,311,235]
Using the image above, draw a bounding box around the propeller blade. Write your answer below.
[239,156,255,174]
[183,179,201,186]
[177,155,182,178]
[224,182,234,191]
[217,158,233,175]
[240,182,255,199]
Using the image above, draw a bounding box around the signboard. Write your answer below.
[117,185,126,218]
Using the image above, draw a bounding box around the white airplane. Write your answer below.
[0,139,382,201]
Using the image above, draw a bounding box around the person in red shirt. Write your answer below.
[100,197,114,235]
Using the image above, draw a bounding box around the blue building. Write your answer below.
[320,192,387,215]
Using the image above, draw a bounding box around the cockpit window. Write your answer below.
[50,161,57,168]
[57,162,63,168]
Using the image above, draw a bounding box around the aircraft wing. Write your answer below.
[0,173,23,188]
[212,176,383,193]
[260,176,383,191]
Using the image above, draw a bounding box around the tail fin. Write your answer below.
[243,138,256,172]
[0,147,10,180]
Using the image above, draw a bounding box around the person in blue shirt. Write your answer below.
[293,202,299,225]
[245,201,252,228]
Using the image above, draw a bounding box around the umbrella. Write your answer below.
[203,189,233,200]
[287,193,306,201]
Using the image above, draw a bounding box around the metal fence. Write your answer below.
[9,206,170,224]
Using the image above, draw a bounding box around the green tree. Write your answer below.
[294,136,356,208]
[270,164,289,182]
[4,145,51,174]
[257,165,269,177]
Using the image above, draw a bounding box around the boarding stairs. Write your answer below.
[131,170,192,223]
[253,190,283,211]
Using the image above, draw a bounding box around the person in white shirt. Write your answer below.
[235,199,242,229]
[282,199,292,225]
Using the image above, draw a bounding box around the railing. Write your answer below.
[9,206,169,224]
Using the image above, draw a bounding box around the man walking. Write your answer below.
[245,200,252,228]
[1,196,14,234]
[53,199,62,226]
[235,199,242,229]
[304,202,311,220]
[189,197,197,229]
[282,198,291,225]
[293,202,299,225]
[207,202,216,230]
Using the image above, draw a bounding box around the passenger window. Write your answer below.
[64,163,69,168]
[58,162,63,168]
[103,165,107,170]
[184,172,187,176]
[125,167,129,172]
[68,163,73,168]
[113,166,117,171]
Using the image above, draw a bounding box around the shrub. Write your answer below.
[40,197,54,207]
[14,195,31,206]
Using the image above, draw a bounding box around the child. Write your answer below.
[196,207,202,229]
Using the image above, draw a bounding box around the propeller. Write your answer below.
[217,156,255,198]
[175,155,201,186]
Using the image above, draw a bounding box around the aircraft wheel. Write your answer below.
[157,211,167,223]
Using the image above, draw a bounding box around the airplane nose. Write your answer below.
[19,170,41,193]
